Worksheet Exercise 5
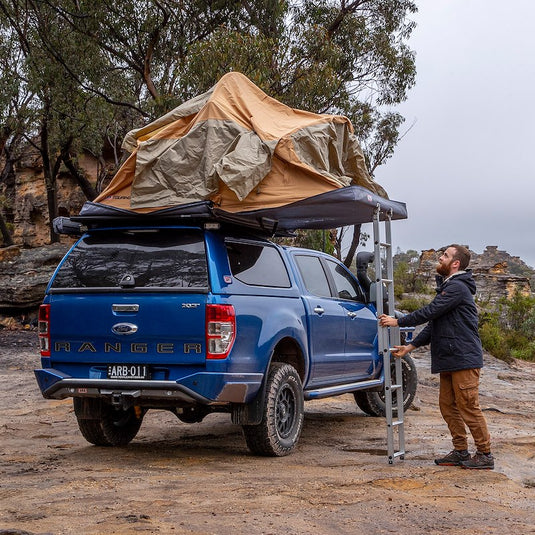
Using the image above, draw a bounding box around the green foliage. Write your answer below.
[479,292,535,363]
[511,341,535,362]
[300,230,335,255]
[276,229,335,256]
[503,291,535,333]
[478,313,514,363]
[0,0,417,245]
[394,260,415,297]
[393,248,430,298]
[396,295,431,312]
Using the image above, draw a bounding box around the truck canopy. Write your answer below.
[75,72,407,232]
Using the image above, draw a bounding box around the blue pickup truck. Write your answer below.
[35,222,417,456]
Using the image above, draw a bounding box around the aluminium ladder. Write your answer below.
[372,206,406,464]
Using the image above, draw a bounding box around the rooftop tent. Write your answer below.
[78,72,407,230]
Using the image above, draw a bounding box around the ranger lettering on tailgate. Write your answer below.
[53,341,202,354]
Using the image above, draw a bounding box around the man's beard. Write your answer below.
[436,259,453,277]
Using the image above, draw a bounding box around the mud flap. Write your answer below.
[231,377,267,426]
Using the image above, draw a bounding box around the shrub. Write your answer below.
[511,342,535,362]
[396,296,431,313]
[478,292,535,363]
[479,316,513,363]
[503,292,535,332]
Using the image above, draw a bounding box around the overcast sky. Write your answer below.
[371,0,535,268]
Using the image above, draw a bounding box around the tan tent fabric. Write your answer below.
[95,72,385,213]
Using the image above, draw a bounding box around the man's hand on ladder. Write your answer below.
[388,345,414,358]
[378,315,415,358]
[378,314,398,327]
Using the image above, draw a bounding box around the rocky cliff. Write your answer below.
[416,246,533,306]
[1,145,100,247]
[0,240,532,330]
[1,152,533,325]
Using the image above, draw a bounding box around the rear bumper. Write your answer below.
[34,368,264,404]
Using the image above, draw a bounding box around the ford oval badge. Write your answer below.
[112,322,138,335]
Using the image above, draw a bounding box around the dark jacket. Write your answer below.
[397,270,483,373]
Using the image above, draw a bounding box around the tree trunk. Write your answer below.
[60,147,98,201]
[0,126,12,158]
[0,212,14,246]
[343,224,362,268]
[40,112,59,243]
[0,131,20,247]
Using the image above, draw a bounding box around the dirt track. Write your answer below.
[1,330,534,535]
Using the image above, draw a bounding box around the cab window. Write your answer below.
[226,241,291,288]
[324,259,365,302]
[294,255,331,297]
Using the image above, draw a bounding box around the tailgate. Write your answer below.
[48,293,208,366]
[45,227,211,372]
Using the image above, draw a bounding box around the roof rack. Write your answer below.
[55,185,407,237]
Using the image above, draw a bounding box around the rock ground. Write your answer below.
[1,329,534,535]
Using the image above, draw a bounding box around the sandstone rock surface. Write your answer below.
[1,330,534,534]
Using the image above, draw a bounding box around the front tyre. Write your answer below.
[242,363,304,457]
[74,398,144,446]
[353,354,418,417]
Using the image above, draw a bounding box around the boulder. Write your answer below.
[0,243,70,311]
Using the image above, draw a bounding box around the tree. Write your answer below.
[179,0,417,263]
[0,10,37,246]
[0,0,129,241]
[0,0,417,251]
[393,248,420,297]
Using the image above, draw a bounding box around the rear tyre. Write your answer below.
[74,398,143,446]
[242,363,304,457]
[353,354,418,417]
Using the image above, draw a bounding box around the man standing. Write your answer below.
[379,244,493,469]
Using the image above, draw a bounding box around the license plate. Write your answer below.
[107,364,150,380]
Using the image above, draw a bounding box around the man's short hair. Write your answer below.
[449,244,471,270]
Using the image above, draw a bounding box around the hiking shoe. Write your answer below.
[434,449,470,466]
[460,451,494,470]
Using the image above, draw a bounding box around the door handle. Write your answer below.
[347,311,357,318]
[313,306,324,315]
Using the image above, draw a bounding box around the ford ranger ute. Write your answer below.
[35,222,417,456]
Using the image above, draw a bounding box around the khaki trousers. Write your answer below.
[439,368,491,453]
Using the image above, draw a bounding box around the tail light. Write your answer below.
[206,304,235,359]
[38,304,51,357]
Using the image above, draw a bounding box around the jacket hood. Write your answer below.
[436,269,477,295]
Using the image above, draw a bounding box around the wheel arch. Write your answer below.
[270,336,307,384]
[232,336,306,427]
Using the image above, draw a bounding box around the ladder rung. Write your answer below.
[381,278,393,284]
[390,384,402,391]
[380,242,391,248]
[387,420,403,428]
